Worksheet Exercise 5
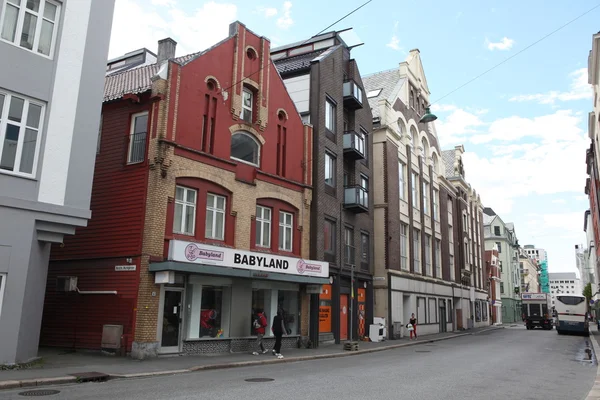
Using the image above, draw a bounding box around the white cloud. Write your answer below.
[486,37,514,51]
[386,35,401,51]
[434,108,485,146]
[276,1,294,29]
[509,68,592,104]
[264,7,278,17]
[551,199,567,204]
[108,0,237,59]
[151,0,176,6]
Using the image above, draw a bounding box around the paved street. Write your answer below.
[1,327,596,400]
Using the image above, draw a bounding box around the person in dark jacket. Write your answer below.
[271,309,286,359]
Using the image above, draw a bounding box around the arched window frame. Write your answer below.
[230,131,261,167]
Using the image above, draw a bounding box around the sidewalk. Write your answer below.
[585,326,600,400]
[0,326,503,390]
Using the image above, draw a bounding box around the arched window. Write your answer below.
[231,131,260,166]
[432,153,439,174]
[397,118,406,138]
[410,126,418,148]
[421,137,430,159]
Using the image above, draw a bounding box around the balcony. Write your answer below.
[520,269,529,275]
[344,186,369,213]
[343,130,365,160]
[343,79,364,110]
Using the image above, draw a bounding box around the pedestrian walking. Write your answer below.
[271,309,286,359]
[409,313,418,340]
[252,309,268,355]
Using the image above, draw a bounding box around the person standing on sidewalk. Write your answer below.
[271,309,286,359]
[252,309,268,355]
[409,313,418,340]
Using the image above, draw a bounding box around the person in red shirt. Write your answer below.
[252,309,268,355]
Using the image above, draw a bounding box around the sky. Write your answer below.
[107,0,599,275]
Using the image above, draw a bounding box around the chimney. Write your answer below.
[157,38,177,64]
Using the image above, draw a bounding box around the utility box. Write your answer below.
[101,324,123,351]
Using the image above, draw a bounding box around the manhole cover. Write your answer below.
[415,350,431,353]
[18,390,60,397]
[245,378,275,383]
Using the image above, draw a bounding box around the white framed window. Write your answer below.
[325,152,335,187]
[449,254,455,281]
[173,186,197,235]
[413,228,420,273]
[411,172,419,208]
[255,205,271,248]
[0,0,60,57]
[127,112,148,164]
[279,211,293,251]
[206,193,226,240]
[424,234,432,276]
[230,131,260,167]
[433,189,439,221]
[325,98,336,132]
[435,239,441,278]
[0,90,44,176]
[400,223,408,271]
[0,273,5,319]
[422,180,429,215]
[398,160,406,200]
[241,88,253,123]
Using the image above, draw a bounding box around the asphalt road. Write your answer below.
[1,327,596,400]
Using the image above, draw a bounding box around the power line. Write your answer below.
[220,0,374,93]
[431,3,600,105]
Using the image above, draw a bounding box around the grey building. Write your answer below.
[0,0,115,364]
[272,30,374,345]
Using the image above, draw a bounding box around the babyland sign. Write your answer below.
[169,240,329,278]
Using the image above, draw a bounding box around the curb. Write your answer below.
[585,331,600,400]
[1,326,503,390]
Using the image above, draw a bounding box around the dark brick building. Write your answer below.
[272,31,374,345]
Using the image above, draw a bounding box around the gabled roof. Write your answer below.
[362,69,405,119]
[483,213,495,226]
[273,49,326,75]
[405,49,430,95]
[483,207,496,216]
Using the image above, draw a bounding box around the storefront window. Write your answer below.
[187,278,232,339]
[278,290,300,335]
[252,288,273,335]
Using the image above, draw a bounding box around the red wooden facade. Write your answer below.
[41,21,311,352]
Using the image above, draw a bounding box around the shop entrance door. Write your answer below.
[160,289,183,353]
[340,294,348,341]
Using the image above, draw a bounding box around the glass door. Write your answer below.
[161,290,183,352]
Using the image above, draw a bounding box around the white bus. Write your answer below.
[555,294,589,336]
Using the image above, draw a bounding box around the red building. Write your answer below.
[485,247,501,325]
[41,21,329,358]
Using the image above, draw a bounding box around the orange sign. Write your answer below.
[319,306,331,333]
[321,284,332,300]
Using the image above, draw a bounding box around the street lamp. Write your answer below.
[419,106,438,123]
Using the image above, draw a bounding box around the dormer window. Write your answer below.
[241,88,253,123]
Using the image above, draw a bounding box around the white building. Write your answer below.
[549,272,582,307]
[523,245,547,263]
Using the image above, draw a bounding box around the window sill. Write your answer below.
[0,37,55,60]
[0,168,37,180]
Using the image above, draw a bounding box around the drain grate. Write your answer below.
[245,378,275,383]
[415,350,431,353]
[18,390,60,397]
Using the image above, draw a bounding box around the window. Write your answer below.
[127,112,148,164]
[206,193,226,240]
[0,0,60,57]
[462,213,468,231]
[417,297,426,324]
[325,98,336,132]
[174,186,197,235]
[411,172,419,208]
[344,227,354,266]
[279,211,293,252]
[496,242,502,253]
[433,189,439,221]
[0,274,5,319]
[398,161,406,200]
[449,255,455,281]
[361,232,369,264]
[448,300,453,322]
[400,223,408,271]
[0,91,43,176]
[325,152,335,187]
[435,239,441,278]
[424,235,432,276]
[448,226,454,244]
[241,88,253,122]
[231,132,260,166]
[255,205,271,248]
[428,298,437,323]
[413,229,420,273]
[324,219,336,254]
[422,181,429,215]
[500,282,504,294]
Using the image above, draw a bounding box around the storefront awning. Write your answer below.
[149,261,330,285]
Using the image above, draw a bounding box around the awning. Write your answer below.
[149,261,330,285]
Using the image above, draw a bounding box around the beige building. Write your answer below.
[519,253,540,294]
